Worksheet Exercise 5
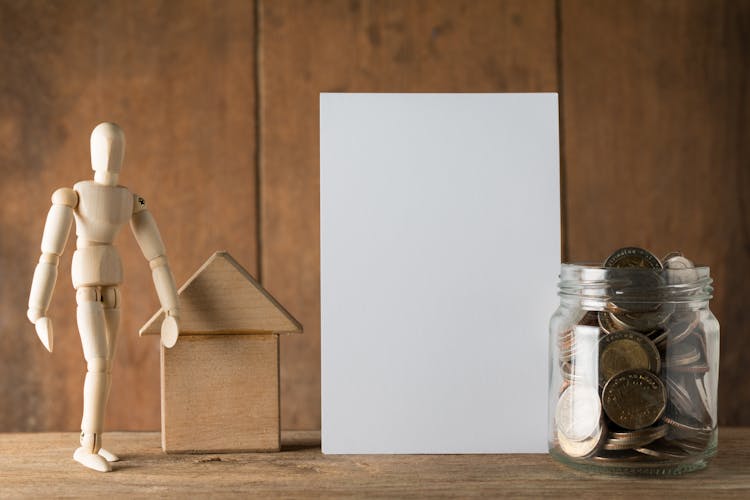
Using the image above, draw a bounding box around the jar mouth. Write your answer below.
[558,262,713,305]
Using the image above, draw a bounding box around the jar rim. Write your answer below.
[561,262,711,272]
[558,262,713,304]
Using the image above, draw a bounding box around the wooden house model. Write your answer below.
[139,251,302,453]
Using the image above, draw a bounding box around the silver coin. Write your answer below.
[661,311,699,348]
[635,438,691,459]
[603,424,667,450]
[662,251,684,262]
[556,384,602,441]
[665,342,701,367]
[665,376,694,417]
[664,255,694,269]
[664,254,698,285]
[558,420,606,458]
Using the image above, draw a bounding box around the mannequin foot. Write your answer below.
[98,447,120,462]
[74,447,112,472]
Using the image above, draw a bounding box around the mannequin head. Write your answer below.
[90,122,125,185]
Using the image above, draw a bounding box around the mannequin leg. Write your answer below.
[97,286,121,462]
[74,286,111,472]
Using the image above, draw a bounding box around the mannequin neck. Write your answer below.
[93,171,119,186]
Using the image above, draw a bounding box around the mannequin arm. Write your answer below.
[27,188,77,352]
[130,194,180,347]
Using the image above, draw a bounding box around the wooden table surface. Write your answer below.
[1,429,749,498]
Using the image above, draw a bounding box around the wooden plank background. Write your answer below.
[258,0,557,430]
[560,0,750,425]
[0,0,257,431]
[0,0,747,431]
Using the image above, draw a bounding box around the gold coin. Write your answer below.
[605,299,672,334]
[610,306,673,333]
[598,311,623,334]
[602,370,666,430]
[603,248,667,324]
[598,330,660,387]
[604,247,663,269]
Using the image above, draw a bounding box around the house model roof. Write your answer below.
[139,251,302,336]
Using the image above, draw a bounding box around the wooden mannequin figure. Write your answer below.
[27,122,180,472]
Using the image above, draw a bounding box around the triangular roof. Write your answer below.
[139,251,302,336]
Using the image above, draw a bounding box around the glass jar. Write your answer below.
[548,263,719,475]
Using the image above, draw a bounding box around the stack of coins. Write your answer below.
[554,247,714,465]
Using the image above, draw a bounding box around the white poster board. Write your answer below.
[320,93,560,454]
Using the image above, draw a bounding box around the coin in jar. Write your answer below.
[663,253,694,269]
[609,423,668,442]
[604,247,663,269]
[558,420,606,458]
[578,311,600,327]
[556,385,602,441]
[602,423,667,450]
[662,414,712,434]
[635,438,691,459]
[656,311,699,349]
[598,311,624,334]
[602,369,667,430]
[591,449,642,462]
[662,250,685,262]
[610,306,673,334]
[665,342,701,367]
[665,376,695,418]
[598,330,660,387]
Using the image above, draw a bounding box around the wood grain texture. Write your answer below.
[0,0,256,431]
[0,429,749,497]
[560,0,750,425]
[161,335,279,453]
[4,0,750,433]
[141,252,302,335]
[259,0,558,430]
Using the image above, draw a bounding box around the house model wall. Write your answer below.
[139,251,302,453]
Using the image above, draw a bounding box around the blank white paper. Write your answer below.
[320,93,560,454]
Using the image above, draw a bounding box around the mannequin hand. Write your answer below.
[34,317,54,353]
[161,312,180,349]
